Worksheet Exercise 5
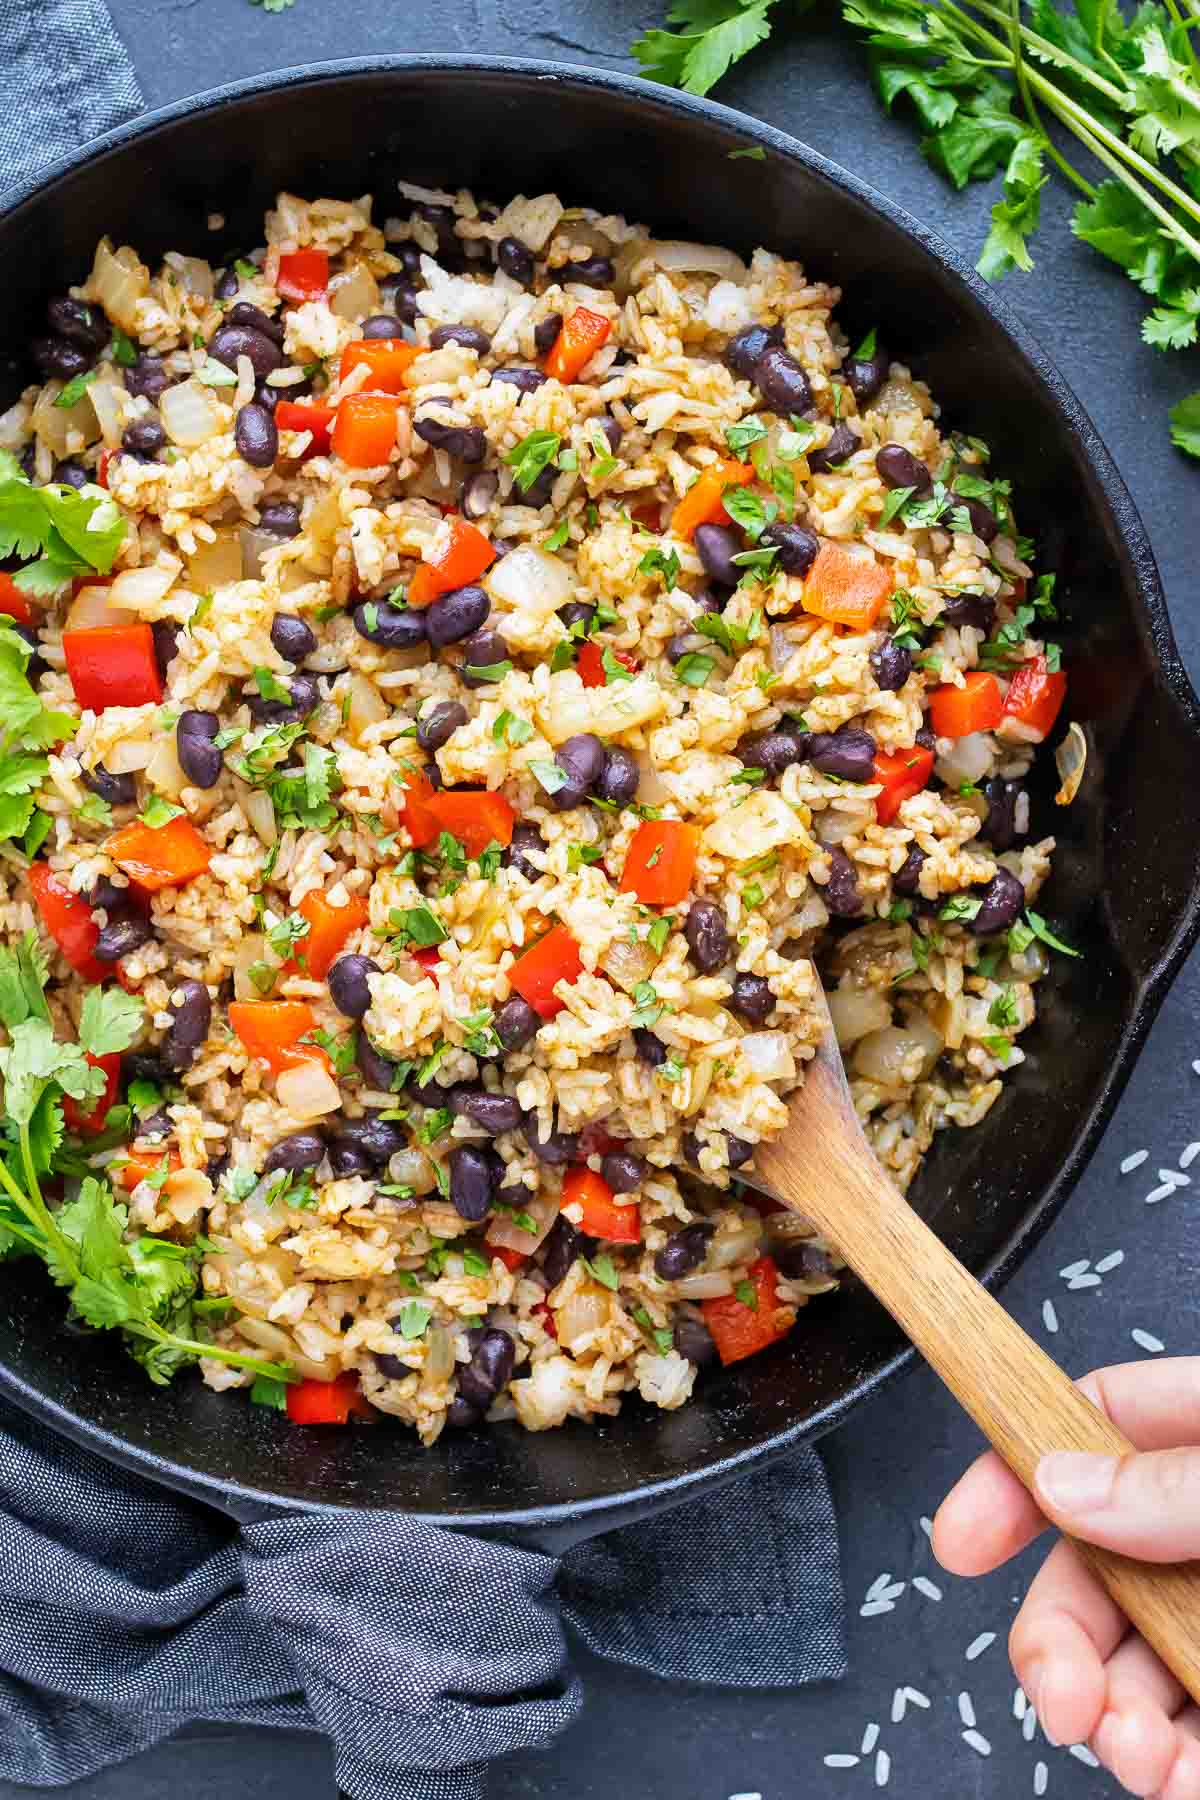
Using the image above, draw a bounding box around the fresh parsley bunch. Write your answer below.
[630,0,1200,456]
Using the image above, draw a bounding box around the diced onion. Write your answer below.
[600,934,659,994]
[708,1224,762,1270]
[32,383,96,458]
[86,373,128,448]
[276,1060,342,1120]
[144,730,188,799]
[671,1270,733,1300]
[167,254,214,301]
[896,1005,945,1074]
[89,240,149,332]
[105,733,155,774]
[852,1025,932,1090]
[555,1286,611,1353]
[934,730,995,789]
[486,1185,558,1252]
[1055,721,1086,807]
[108,562,179,613]
[386,1147,436,1195]
[235,1314,335,1383]
[770,624,796,672]
[424,1324,455,1383]
[1001,940,1048,983]
[641,239,748,281]
[232,931,273,1000]
[239,525,283,582]
[739,1030,795,1082]
[827,984,892,1048]
[187,530,244,590]
[160,377,225,448]
[346,671,389,740]
[66,583,125,632]
[329,263,379,321]
[235,779,277,848]
[487,543,571,616]
[163,1167,213,1223]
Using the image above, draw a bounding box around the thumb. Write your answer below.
[1035,1447,1200,1561]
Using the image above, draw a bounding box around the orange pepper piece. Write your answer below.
[106,815,211,892]
[338,338,419,394]
[283,890,370,980]
[117,1147,183,1191]
[927,670,1005,740]
[544,307,612,384]
[670,459,755,540]
[228,1000,330,1076]
[801,540,893,628]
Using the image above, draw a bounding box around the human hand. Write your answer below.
[933,1358,1200,1799]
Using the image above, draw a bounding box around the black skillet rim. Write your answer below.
[1,55,1198,1530]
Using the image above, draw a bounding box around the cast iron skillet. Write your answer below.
[0,58,1198,1549]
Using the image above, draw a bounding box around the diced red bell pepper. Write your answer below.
[27,864,105,982]
[411,946,441,971]
[285,1373,373,1425]
[701,1255,796,1366]
[63,624,163,712]
[509,924,583,1019]
[338,338,419,394]
[62,1051,121,1136]
[407,516,497,607]
[620,819,699,907]
[544,306,612,384]
[282,889,370,980]
[276,400,335,457]
[424,790,515,859]
[928,670,1005,740]
[333,394,400,468]
[106,815,211,891]
[630,501,663,533]
[1001,654,1067,741]
[490,1244,528,1273]
[117,1146,182,1191]
[670,459,755,540]
[397,765,440,848]
[801,542,893,628]
[532,1299,558,1338]
[276,249,329,303]
[562,1165,641,1243]
[0,572,33,626]
[873,745,935,826]
[229,1000,327,1076]
[576,640,639,689]
[96,449,114,490]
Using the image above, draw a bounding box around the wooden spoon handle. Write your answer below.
[756,1131,1200,1702]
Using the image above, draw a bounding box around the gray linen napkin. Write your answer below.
[0,5,847,1793]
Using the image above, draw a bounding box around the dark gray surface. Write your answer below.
[6,3,1200,1796]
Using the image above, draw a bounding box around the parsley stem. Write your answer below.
[1054,101,1200,261]
[1036,75,1200,234]
[966,0,1128,105]
[1006,0,1096,201]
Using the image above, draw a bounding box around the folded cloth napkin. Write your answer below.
[0,6,845,1795]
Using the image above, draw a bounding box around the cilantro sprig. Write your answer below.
[0,450,127,594]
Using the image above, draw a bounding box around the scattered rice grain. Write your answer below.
[861,1723,880,1755]
[1067,1272,1102,1290]
[1120,1149,1148,1174]
[1180,1141,1200,1170]
[1132,1328,1165,1353]
[1069,1744,1099,1768]
[1034,1760,1048,1796]
[904,1687,930,1709]
[913,1575,942,1601]
[1042,1299,1058,1333]
[965,1632,996,1661]
[891,1687,906,1725]
[1013,1686,1027,1720]
[1145,1182,1176,1205]
[824,1754,860,1769]
[1058,1259,1089,1279]
[962,1729,991,1757]
[875,1749,891,1788]
[957,1692,976,1728]
[1094,1250,1124,1274]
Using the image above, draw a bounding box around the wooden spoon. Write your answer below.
[751,983,1200,1702]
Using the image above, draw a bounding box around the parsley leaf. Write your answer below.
[638,545,682,590]
[631,0,774,98]
[504,430,562,494]
[78,987,144,1058]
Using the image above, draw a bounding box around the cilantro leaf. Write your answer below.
[78,987,144,1057]
[977,133,1047,281]
[504,430,562,494]
[1169,391,1200,458]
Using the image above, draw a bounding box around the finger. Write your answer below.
[1155,1735,1200,1800]
[1079,1362,1200,1452]
[1036,1446,1200,1560]
[1093,1705,1200,1800]
[1010,1538,1126,1747]
[933,1449,1047,1575]
[1103,1633,1187,1723]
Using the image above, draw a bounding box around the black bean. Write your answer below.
[335,1114,405,1169]
[361,314,406,340]
[328,1138,373,1179]
[461,469,499,519]
[46,296,109,351]
[685,900,730,974]
[375,1350,410,1381]
[875,444,931,494]
[83,764,135,807]
[969,867,1026,934]
[533,313,563,357]
[258,499,302,539]
[760,522,820,578]
[247,671,318,725]
[738,729,807,777]
[125,1050,168,1087]
[413,414,487,463]
[176,710,223,789]
[939,592,996,632]
[673,1311,718,1367]
[412,202,466,268]
[682,1131,703,1167]
[88,876,137,916]
[357,1034,400,1091]
[726,1134,754,1169]
[807,725,877,782]
[352,598,428,649]
[540,1215,584,1288]
[524,1120,580,1164]
[449,1144,502,1221]
[824,846,863,917]
[870,640,913,692]
[557,256,614,287]
[460,1091,524,1133]
[596,747,639,807]
[497,236,535,286]
[957,495,999,544]
[552,732,604,809]
[235,402,278,469]
[136,1112,173,1143]
[416,700,468,753]
[601,1149,645,1193]
[915,725,936,751]
[93,915,152,962]
[654,1222,715,1281]
[693,523,741,588]
[152,621,180,682]
[31,338,92,382]
[378,277,419,324]
[125,353,170,403]
[206,1153,231,1189]
[208,323,284,380]
[426,584,490,649]
[775,1239,837,1281]
[633,1028,668,1068]
[226,302,284,346]
[429,324,492,355]
[495,995,540,1050]
[559,601,596,636]
[982,777,1023,853]
[328,953,379,1021]
[270,613,316,664]
[491,366,546,397]
[724,323,784,380]
[122,417,165,456]
[520,463,557,509]
[53,460,89,491]
[503,823,545,884]
[214,268,239,300]
[597,414,623,453]
[456,1327,515,1413]
[808,422,860,475]
[892,846,926,896]
[754,345,813,415]
[844,349,889,405]
[263,1131,325,1174]
[163,979,211,1072]
[461,628,510,687]
[424,762,442,794]
[730,972,774,1024]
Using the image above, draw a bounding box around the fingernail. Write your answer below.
[1030,1666,1061,1747]
[1037,1451,1118,1515]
